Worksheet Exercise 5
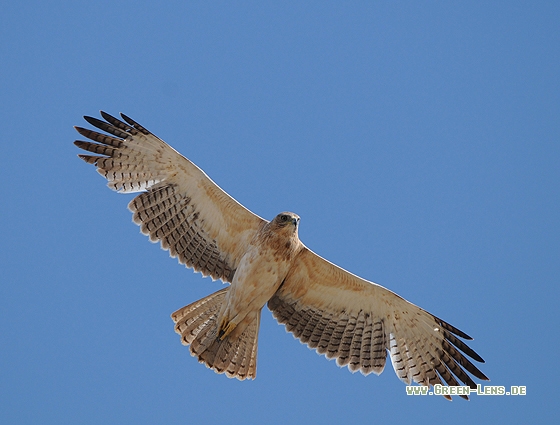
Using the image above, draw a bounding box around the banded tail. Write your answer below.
[171,288,260,380]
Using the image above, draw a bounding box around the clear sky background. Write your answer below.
[1,2,558,424]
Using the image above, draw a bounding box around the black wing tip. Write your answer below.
[99,110,116,121]
[448,326,473,340]
[83,115,105,127]
[120,112,134,123]
[444,331,485,363]
[120,112,151,134]
[76,154,99,164]
[74,126,91,137]
[80,111,150,136]
[463,345,485,363]
[434,315,473,340]
[81,113,131,138]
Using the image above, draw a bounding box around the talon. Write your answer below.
[218,321,237,340]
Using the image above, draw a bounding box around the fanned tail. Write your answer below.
[171,288,260,380]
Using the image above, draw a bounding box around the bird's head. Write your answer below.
[271,212,300,234]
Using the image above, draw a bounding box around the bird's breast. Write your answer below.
[219,240,296,327]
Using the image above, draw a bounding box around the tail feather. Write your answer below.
[172,288,225,346]
[190,320,219,357]
[225,321,254,378]
[213,312,260,379]
[237,314,259,379]
[225,336,245,377]
[171,288,260,380]
[213,332,240,373]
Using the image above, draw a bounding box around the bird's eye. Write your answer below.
[280,214,288,222]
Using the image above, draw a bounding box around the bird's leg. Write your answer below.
[217,317,238,340]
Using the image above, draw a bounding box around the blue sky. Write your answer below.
[1,1,558,424]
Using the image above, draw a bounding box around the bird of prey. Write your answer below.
[74,111,488,400]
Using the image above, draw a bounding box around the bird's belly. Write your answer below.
[220,247,291,331]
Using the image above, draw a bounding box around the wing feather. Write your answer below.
[74,111,265,281]
[337,314,358,368]
[268,247,488,400]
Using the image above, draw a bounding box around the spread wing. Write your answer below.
[268,247,488,400]
[74,112,265,282]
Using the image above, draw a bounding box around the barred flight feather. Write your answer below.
[74,111,265,282]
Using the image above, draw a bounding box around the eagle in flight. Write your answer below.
[74,112,488,400]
